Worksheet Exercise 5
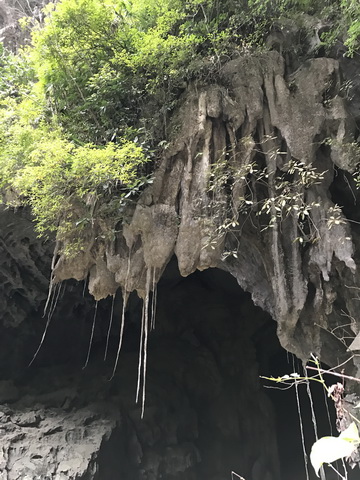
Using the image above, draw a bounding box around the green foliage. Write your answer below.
[0,90,147,248]
[0,0,359,254]
[341,0,360,55]
[310,422,360,477]
[0,44,35,100]
[29,0,241,143]
[26,0,358,146]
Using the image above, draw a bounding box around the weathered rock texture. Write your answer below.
[52,47,360,370]
[0,402,118,480]
[2,15,360,480]
[0,255,285,479]
[0,0,50,50]
[0,206,50,328]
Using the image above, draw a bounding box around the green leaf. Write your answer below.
[339,422,360,443]
[310,423,360,477]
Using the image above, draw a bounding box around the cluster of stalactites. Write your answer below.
[52,50,357,362]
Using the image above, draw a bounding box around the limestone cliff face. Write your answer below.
[52,47,360,368]
[2,16,360,480]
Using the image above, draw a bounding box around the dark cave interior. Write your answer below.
[2,257,358,480]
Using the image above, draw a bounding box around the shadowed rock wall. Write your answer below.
[0,236,283,479]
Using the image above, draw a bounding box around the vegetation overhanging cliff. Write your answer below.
[1,0,360,369]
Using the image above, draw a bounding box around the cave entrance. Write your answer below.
[139,259,341,480]
[27,258,346,480]
[258,337,341,480]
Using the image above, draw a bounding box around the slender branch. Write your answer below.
[306,366,360,384]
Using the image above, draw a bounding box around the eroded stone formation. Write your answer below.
[53,45,360,367]
[0,223,283,479]
[2,16,360,480]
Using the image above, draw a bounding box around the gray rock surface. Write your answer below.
[0,0,49,50]
[1,10,360,479]
[0,206,51,328]
[51,49,360,367]
[0,403,117,480]
[0,266,283,479]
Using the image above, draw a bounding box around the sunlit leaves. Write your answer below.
[0,45,35,100]
[0,0,359,253]
[0,97,148,241]
[310,422,360,477]
[341,0,360,56]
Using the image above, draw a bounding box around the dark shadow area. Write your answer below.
[1,256,359,479]
[330,167,360,227]
[258,331,358,480]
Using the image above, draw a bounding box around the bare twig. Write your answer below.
[306,366,360,384]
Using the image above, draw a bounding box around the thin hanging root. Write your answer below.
[48,279,63,321]
[60,281,67,300]
[43,241,60,316]
[43,285,57,318]
[141,267,151,418]
[29,282,61,367]
[109,247,132,380]
[303,364,326,480]
[109,290,129,380]
[43,274,55,317]
[104,293,116,361]
[151,267,157,330]
[28,314,52,367]
[83,301,98,369]
[45,281,57,320]
[82,276,88,298]
[134,267,154,416]
[152,282,157,331]
[136,299,145,404]
[323,383,333,436]
[51,240,60,271]
[295,378,310,480]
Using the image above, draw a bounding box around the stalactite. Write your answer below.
[48,50,358,367]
